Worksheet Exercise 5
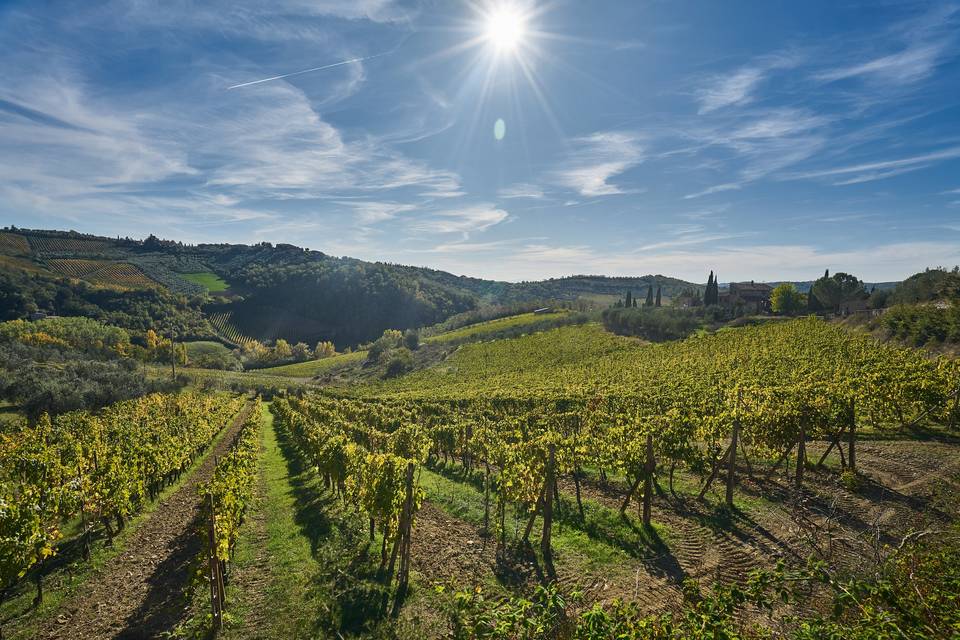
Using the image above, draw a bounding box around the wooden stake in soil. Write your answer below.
[208,494,224,631]
[726,417,739,508]
[848,398,856,473]
[796,419,806,489]
[541,445,556,569]
[643,433,654,526]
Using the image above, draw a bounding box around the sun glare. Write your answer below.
[484,5,527,53]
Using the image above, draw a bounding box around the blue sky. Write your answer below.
[1,0,959,282]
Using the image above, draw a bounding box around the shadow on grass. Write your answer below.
[272,418,394,635]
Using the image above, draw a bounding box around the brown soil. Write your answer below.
[36,402,254,640]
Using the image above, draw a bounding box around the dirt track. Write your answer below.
[37,402,253,640]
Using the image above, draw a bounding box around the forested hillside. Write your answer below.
[0,227,701,347]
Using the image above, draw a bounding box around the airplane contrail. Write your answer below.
[227,52,389,90]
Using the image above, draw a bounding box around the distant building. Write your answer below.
[28,311,48,321]
[721,281,773,315]
[533,307,553,315]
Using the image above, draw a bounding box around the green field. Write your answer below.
[180,271,229,292]
[258,350,367,377]
[423,310,569,344]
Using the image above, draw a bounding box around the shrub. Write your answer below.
[601,307,703,342]
[384,348,414,378]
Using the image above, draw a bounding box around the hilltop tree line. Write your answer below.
[614,285,662,309]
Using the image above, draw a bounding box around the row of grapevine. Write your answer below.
[45,258,105,278]
[85,263,158,289]
[286,319,960,565]
[0,232,31,256]
[26,236,112,254]
[197,399,261,627]
[128,256,207,296]
[0,392,244,605]
[44,259,159,289]
[271,398,422,602]
[209,311,255,347]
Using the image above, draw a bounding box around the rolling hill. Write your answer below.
[0,227,703,347]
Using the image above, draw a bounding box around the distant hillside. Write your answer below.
[0,227,701,347]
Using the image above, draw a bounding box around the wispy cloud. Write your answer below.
[684,183,741,199]
[698,67,767,114]
[411,205,509,235]
[340,201,417,224]
[498,183,546,199]
[785,145,960,183]
[552,132,644,197]
[814,3,958,86]
[697,55,798,114]
[815,42,949,85]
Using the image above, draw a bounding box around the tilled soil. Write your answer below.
[37,402,254,640]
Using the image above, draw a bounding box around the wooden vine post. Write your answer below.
[795,416,806,489]
[207,493,224,631]
[726,417,740,508]
[541,444,556,566]
[394,461,416,607]
[848,398,857,473]
[642,433,654,526]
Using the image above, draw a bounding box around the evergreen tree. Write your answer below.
[645,285,654,306]
[625,290,632,308]
[632,296,638,308]
[705,271,719,306]
[655,286,662,307]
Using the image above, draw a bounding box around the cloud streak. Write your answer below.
[552,132,644,197]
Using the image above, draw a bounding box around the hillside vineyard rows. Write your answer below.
[3,317,960,638]
[273,319,959,570]
[1,393,245,601]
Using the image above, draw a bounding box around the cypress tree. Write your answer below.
[625,290,632,308]
[645,285,654,306]
[632,296,638,308]
[705,271,715,306]
[655,286,662,307]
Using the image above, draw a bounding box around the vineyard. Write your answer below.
[26,236,113,254]
[127,256,208,296]
[2,318,959,638]
[0,393,243,610]
[45,259,159,289]
[0,233,31,256]
[264,318,960,633]
[209,311,256,347]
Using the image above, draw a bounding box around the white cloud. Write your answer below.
[698,67,766,114]
[411,205,509,235]
[341,201,417,224]
[785,145,960,182]
[498,183,546,199]
[552,132,644,197]
[684,183,741,199]
[815,42,948,85]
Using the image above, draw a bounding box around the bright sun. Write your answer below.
[484,6,527,53]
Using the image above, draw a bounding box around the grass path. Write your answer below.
[219,404,396,640]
